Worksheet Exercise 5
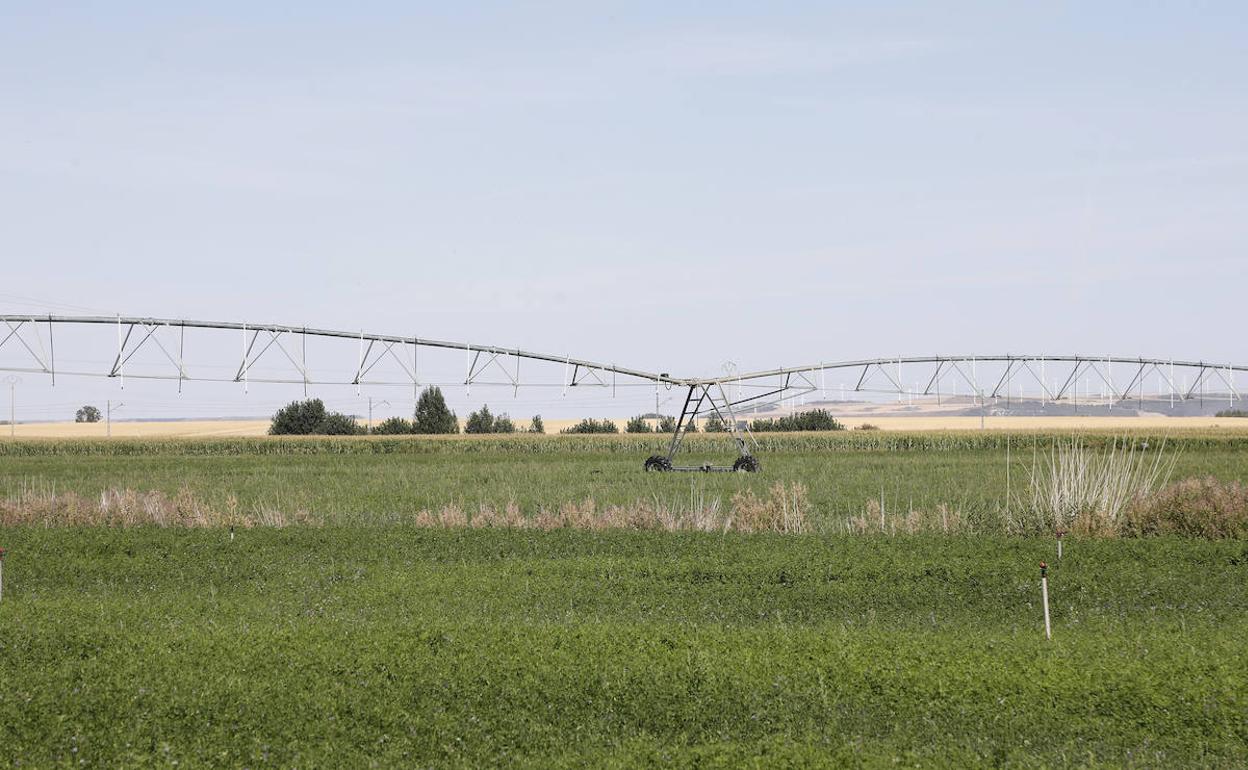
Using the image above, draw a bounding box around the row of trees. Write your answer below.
[562,416,715,435]
[269,387,546,436]
[271,391,843,436]
[464,405,544,434]
[748,409,845,432]
[625,415,694,433]
[560,418,619,434]
[619,410,842,434]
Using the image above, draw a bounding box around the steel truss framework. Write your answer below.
[2,315,1245,472]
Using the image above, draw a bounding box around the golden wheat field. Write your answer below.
[5,420,273,438]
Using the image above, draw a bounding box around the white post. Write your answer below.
[1056,529,1065,559]
[1040,562,1052,640]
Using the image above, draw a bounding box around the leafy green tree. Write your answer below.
[560,418,619,434]
[372,416,414,434]
[684,419,698,433]
[319,412,365,435]
[75,405,102,423]
[656,415,677,433]
[625,415,652,433]
[269,399,328,435]
[414,386,458,434]
[750,409,844,432]
[493,414,517,434]
[528,415,545,434]
[464,404,495,434]
[268,398,368,435]
[703,416,727,433]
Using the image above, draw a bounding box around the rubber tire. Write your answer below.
[732,455,760,473]
[644,455,673,472]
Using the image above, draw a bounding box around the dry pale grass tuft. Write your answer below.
[728,483,809,533]
[411,482,809,534]
[1121,476,1248,538]
[2,481,809,534]
[845,500,967,535]
[0,481,315,528]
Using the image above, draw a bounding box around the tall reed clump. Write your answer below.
[1011,437,1176,535]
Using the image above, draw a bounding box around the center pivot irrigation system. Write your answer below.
[2,314,1245,472]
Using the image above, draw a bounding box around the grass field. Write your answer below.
[1,433,1246,766]
[3,432,1248,530]
[1,529,1246,767]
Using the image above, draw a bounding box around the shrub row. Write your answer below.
[4,430,1248,456]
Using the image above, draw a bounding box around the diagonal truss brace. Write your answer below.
[234,327,310,390]
[110,320,187,389]
[0,318,54,380]
[567,362,609,388]
[465,348,518,388]
[357,338,414,386]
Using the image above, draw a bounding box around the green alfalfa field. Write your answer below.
[1,432,1246,766]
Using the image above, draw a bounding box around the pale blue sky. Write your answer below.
[2,2,1246,419]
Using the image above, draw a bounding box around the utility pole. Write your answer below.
[107,400,124,438]
[4,376,19,438]
[367,397,389,432]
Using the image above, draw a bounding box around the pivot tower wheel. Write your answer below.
[644,455,673,472]
[732,455,760,473]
